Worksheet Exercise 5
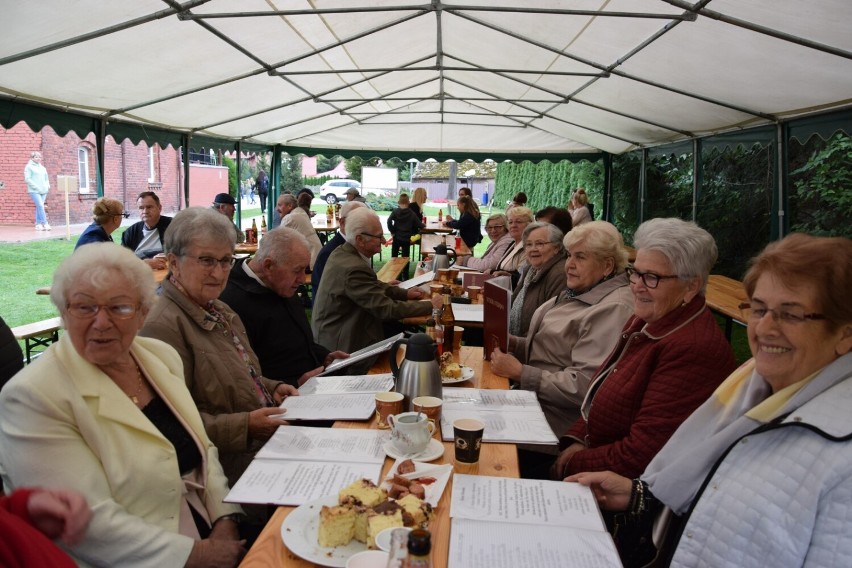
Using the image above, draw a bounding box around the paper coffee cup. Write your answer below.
[453,418,485,464]
[375,392,404,429]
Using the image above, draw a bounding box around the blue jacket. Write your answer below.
[74,223,113,250]
[446,212,482,249]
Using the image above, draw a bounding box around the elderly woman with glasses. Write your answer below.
[508,222,567,337]
[491,206,534,286]
[74,197,125,249]
[140,207,298,537]
[553,218,736,483]
[460,213,514,271]
[0,243,245,567]
[569,233,852,567]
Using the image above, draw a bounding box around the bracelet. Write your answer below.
[215,513,243,525]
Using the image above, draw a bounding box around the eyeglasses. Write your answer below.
[185,255,236,270]
[66,303,140,320]
[626,266,679,289]
[485,224,505,230]
[738,302,826,325]
[524,240,553,249]
[359,232,385,241]
[507,219,528,226]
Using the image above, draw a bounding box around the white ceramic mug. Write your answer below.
[387,411,435,455]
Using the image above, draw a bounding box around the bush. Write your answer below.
[365,194,397,211]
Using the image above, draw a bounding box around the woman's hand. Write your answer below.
[297,367,323,387]
[492,270,511,278]
[144,256,168,270]
[247,407,289,440]
[552,442,585,480]
[565,471,633,512]
[490,348,523,379]
[272,383,299,404]
[27,488,92,545]
[186,538,246,568]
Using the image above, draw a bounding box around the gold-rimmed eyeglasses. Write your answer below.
[184,255,236,270]
[738,302,825,325]
[66,303,140,320]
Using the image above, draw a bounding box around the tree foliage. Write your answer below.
[344,156,409,183]
[493,159,603,213]
[789,132,852,238]
[280,153,303,194]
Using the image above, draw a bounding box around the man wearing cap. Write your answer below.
[345,187,367,203]
[312,201,366,295]
[211,192,245,243]
[121,191,171,269]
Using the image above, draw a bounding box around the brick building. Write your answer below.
[0,122,227,227]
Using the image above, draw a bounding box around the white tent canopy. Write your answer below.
[2,0,851,157]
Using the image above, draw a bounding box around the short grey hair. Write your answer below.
[164,207,236,257]
[279,194,297,207]
[254,227,309,264]
[564,221,629,273]
[485,213,508,228]
[633,218,717,286]
[522,222,565,254]
[344,207,380,245]
[51,243,156,315]
[339,200,366,219]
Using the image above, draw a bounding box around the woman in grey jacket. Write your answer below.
[569,233,852,568]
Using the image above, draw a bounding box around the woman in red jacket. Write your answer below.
[553,218,736,480]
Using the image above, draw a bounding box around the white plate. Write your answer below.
[281,494,363,567]
[383,438,444,462]
[381,459,453,506]
[441,365,474,384]
[374,527,412,553]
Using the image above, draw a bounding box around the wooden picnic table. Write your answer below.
[376,257,410,283]
[705,274,748,340]
[238,346,516,568]
[420,217,454,235]
[420,234,471,259]
[311,218,340,233]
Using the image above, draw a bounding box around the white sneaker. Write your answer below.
[35,224,44,231]
[43,223,52,230]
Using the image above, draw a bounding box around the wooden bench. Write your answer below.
[705,274,748,340]
[12,317,62,363]
[376,257,410,283]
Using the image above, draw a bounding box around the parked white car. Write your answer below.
[319,179,362,204]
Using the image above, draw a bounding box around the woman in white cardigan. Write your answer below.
[0,244,244,568]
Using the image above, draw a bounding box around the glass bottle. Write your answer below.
[260,215,267,235]
[432,308,444,358]
[250,219,258,243]
[442,294,455,353]
[437,209,443,222]
[402,529,432,568]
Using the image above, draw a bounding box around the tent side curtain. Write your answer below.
[106,122,183,149]
[788,107,852,145]
[282,145,603,165]
[0,98,96,139]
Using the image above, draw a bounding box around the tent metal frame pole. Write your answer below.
[182,134,191,207]
[692,139,701,222]
[602,153,613,223]
[775,123,788,240]
[95,119,106,197]
[639,149,648,227]
[235,142,242,227]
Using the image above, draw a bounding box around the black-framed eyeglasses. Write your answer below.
[738,302,826,325]
[359,232,385,241]
[184,255,236,270]
[66,303,140,320]
[626,266,679,289]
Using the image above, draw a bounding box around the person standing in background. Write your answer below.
[24,151,51,231]
[255,171,269,214]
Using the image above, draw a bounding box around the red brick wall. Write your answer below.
[0,122,207,226]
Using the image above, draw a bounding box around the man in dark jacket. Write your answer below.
[311,200,367,296]
[0,315,23,390]
[220,227,349,387]
[120,191,171,268]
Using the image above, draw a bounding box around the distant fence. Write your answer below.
[400,180,496,204]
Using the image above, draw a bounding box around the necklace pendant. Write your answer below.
[131,395,139,404]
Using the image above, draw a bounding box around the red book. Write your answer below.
[483,276,512,360]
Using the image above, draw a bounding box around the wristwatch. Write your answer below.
[215,513,244,525]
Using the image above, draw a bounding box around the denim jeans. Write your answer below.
[28,192,47,225]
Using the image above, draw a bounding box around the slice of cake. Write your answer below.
[366,502,404,549]
[339,478,388,508]
[352,505,369,544]
[439,352,462,378]
[317,505,356,547]
[396,493,434,527]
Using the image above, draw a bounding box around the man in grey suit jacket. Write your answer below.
[311,208,438,374]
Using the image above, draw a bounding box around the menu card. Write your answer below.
[448,475,621,568]
[439,388,558,445]
[398,271,435,289]
[277,393,376,421]
[225,427,388,506]
[298,373,394,395]
[451,303,484,323]
[319,333,403,376]
[483,276,512,360]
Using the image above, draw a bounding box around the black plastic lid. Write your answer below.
[407,529,431,556]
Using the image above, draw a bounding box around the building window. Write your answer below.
[148,146,156,183]
[78,147,90,193]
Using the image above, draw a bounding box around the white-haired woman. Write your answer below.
[508,222,567,336]
[0,243,245,567]
[554,218,736,482]
[140,207,299,536]
[491,206,534,286]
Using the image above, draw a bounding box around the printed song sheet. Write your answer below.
[451,303,484,323]
[255,426,387,462]
[319,333,403,376]
[277,393,376,420]
[398,271,435,289]
[298,373,394,395]
[439,388,558,444]
[448,518,622,568]
[225,460,381,506]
